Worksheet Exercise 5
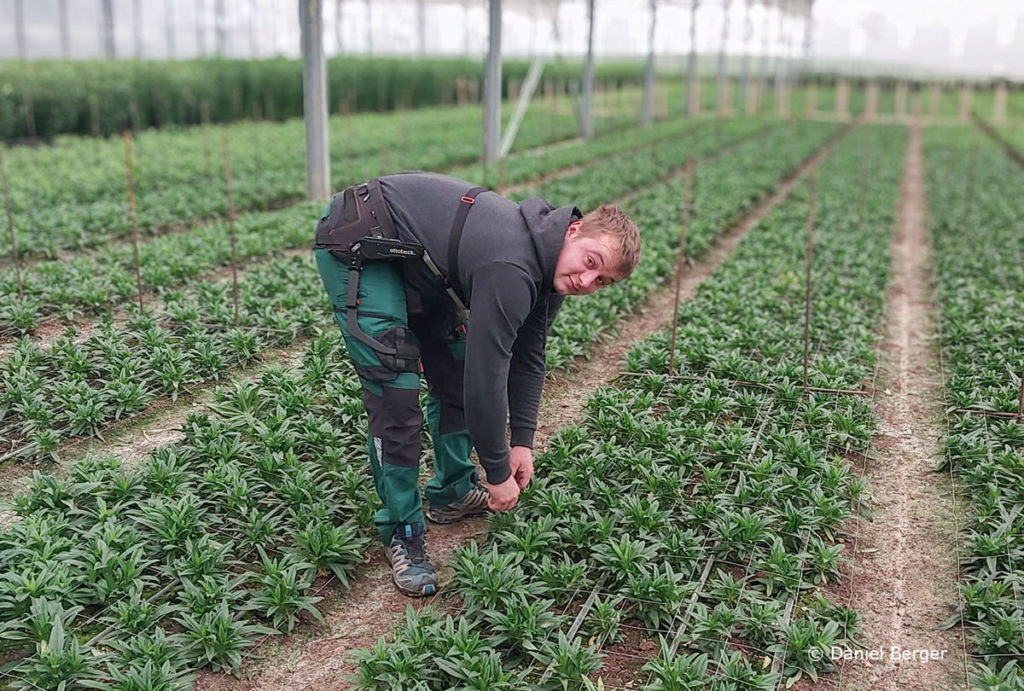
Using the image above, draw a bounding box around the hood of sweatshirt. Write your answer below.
[518,198,582,295]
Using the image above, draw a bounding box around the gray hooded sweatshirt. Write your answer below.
[379,172,579,485]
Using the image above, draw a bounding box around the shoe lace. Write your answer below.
[400,533,427,565]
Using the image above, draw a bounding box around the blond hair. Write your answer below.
[579,205,641,277]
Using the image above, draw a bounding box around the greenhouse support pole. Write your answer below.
[59,0,70,58]
[685,0,699,116]
[758,0,772,113]
[417,0,426,55]
[14,0,26,59]
[716,0,731,114]
[642,0,657,126]
[249,0,257,57]
[738,0,752,112]
[166,0,176,59]
[802,0,814,79]
[365,0,373,54]
[299,0,331,200]
[581,0,596,139]
[133,0,142,58]
[215,0,227,56]
[195,0,206,55]
[483,0,502,164]
[101,0,116,58]
[774,0,786,102]
[335,0,344,53]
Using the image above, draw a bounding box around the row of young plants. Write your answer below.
[0,254,327,464]
[352,124,907,690]
[0,112,719,336]
[924,125,1024,688]
[0,331,379,689]
[0,120,853,689]
[0,119,836,464]
[0,96,640,261]
[0,57,658,139]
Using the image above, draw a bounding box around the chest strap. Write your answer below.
[447,187,486,305]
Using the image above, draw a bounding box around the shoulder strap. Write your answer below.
[447,186,486,298]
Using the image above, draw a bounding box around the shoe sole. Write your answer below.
[425,507,489,525]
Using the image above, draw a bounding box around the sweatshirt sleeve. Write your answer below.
[507,293,563,450]
[463,263,537,484]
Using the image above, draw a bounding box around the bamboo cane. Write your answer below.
[0,152,22,298]
[802,173,817,390]
[123,131,144,313]
[221,132,240,327]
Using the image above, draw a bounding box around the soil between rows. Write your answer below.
[192,120,845,691]
[833,123,967,690]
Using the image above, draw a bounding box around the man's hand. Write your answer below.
[488,476,520,512]
[509,445,535,490]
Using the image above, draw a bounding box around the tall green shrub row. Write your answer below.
[0,57,649,140]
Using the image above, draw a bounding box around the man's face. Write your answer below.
[553,224,625,297]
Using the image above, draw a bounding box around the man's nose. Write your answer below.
[580,271,598,292]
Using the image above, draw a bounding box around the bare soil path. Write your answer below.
[193,121,848,691]
[836,123,968,690]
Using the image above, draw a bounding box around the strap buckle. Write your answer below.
[460,196,476,204]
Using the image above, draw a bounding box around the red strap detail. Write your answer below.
[461,196,476,204]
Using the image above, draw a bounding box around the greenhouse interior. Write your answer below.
[0,1,1022,689]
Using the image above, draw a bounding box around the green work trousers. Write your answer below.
[315,249,477,544]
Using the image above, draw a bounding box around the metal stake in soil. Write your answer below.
[221,132,240,328]
[802,172,817,390]
[963,142,976,235]
[200,99,212,177]
[0,152,23,298]
[123,130,145,314]
[1017,365,1024,421]
[668,158,695,376]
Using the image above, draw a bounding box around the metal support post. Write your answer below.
[581,0,596,138]
[642,0,658,126]
[716,0,731,115]
[196,0,206,55]
[342,0,350,52]
[133,0,143,58]
[685,0,699,116]
[417,0,427,55]
[483,0,502,163]
[739,0,752,112]
[215,0,227,55]
[299,0,331,200]
[166,0,176,59]
[101,0,116,58]
[59,0,70,57]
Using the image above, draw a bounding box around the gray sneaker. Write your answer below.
[425,481,491,525]
[383,523,438,597]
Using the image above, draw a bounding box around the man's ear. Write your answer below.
[568,220,582,237]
